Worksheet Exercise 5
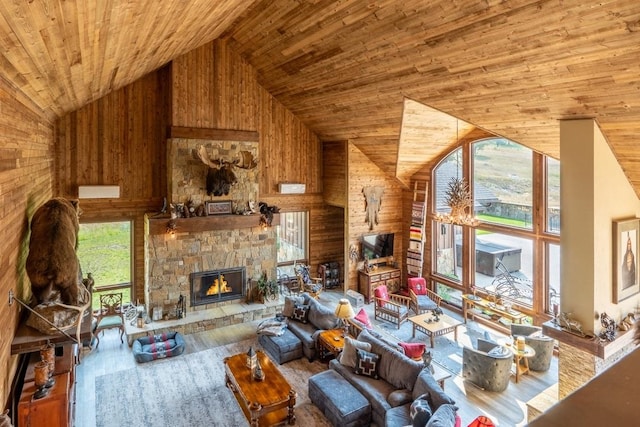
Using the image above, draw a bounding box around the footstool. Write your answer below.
[258,328,303,364]
[308,370,371,427]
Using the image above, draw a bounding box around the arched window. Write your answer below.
[431,137,560,321]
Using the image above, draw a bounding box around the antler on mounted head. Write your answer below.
[197,145,218,169]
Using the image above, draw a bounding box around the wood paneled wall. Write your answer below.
[322,141,347,208]
[346,142,405,290]
[55,67,171,305]
[172,39,340,278]
[172,39,322,196]
[0,75,54,410]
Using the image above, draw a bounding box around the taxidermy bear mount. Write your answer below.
[197,145,258,196]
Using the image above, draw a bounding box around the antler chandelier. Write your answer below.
[435,177,479,226]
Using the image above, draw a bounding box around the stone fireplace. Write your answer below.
[190,267,246,306]
[144,135,277,318]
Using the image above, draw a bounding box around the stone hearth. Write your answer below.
[125,296,283,345]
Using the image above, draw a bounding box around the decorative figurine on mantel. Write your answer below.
[598,312,617,342]
[557,312,586,337]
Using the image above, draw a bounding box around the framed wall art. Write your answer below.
[613,217,640,303]
[206,200,232,216]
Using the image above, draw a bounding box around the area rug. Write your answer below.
[95,337,330,427]
[370,312,497,375]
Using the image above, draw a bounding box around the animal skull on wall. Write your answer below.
[197,145,258,196]
[363,186,384,231]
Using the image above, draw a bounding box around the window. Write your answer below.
[547,157,560,233]
[276,211,308,276]
[474,139,533,230]
[77,221,133,305]
[474,230,533,308]
[431,136,560,319]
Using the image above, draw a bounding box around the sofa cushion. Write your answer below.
[359,329,423,391]
[292,304,310,323]
[410,393,433,427]
[306,297,339,330]
[354,307,372,328]
[283,295,304,317]
[425,403,458,427]
[374,285,390,307]
[412,370,456,408]
[408,277,428,296]
[340,336,372,368]
[355,348,380,379]
[387,389,413,407]
[330,359,396,420]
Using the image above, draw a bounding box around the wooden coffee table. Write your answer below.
[409,313,463,348]
[224,350,296,426]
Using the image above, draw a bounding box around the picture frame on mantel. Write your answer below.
[206,200,232,216]
[613,218,640,303]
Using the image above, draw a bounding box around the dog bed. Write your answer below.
[132,331,185,363]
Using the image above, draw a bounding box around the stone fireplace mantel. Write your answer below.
[147,213,279,235]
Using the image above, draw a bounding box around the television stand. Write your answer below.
[358,257,401,303]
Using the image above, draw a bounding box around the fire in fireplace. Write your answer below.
[190,267,246,306]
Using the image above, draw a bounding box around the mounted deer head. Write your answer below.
[196,145,258,196]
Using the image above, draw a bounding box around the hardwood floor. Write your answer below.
[76,290,557,426]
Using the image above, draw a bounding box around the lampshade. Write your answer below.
[335,298,355,319]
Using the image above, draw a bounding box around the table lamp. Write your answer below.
[335,298,355,337]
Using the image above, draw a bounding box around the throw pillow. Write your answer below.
[487,345,510,357]
[291,304,310,323]
[399,342,426,359]
[374,285,389,307]
[425,403,458,427]
[354,308,372,328]
[340,336,372,368]
[410,393,433,427]
[354,348,380,379]
[283,295,304,317]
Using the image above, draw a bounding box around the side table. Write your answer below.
[317,329,345,361]
[510,344,536,383]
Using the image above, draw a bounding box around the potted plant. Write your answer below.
[255,272,279,303]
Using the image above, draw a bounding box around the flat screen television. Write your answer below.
[362,233,395,260]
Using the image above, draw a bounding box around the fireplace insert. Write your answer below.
[190,267,246,306]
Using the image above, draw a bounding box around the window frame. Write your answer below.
[429,137,560,322]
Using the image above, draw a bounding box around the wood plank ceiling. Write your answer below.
[2,0,640,193]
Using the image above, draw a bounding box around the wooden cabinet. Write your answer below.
[18,344,77,427]
[358,266,401,303]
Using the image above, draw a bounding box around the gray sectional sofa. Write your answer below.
[259,293,339,363]
[310,328,459,427]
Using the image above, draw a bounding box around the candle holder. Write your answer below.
[40,343,56,388]
[33,361,50,399]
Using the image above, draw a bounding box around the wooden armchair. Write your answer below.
[373,285,411,329]
[277,269,300,296]
[407,277,442,315]
[93,292,125,348]
[294,263,323,299]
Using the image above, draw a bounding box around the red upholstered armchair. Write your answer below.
[407,277,442,315]
[373,285,411,329]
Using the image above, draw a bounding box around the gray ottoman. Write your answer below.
[258,328,303,364]
[308,370,371,427]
